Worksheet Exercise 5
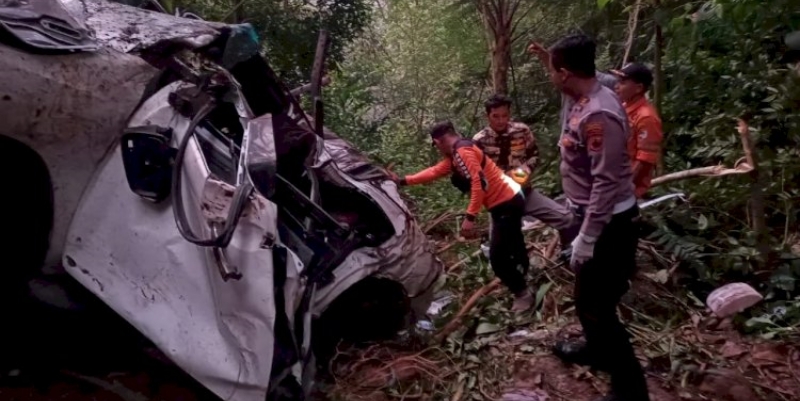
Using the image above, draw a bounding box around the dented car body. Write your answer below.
[0,1,442,400]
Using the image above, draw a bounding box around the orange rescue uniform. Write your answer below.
[623,96,663,198]
[404,143,519,218]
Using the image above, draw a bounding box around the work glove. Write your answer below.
[570,233,597,271]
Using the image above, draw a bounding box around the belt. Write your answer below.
[566,195,637,216]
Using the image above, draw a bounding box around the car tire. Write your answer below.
[0,135,54,368]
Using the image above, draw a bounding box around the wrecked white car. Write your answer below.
[0,1,442,400]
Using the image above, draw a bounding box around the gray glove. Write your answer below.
[570,233,597,268]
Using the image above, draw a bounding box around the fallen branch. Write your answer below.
[434,278,502,342]
[423,211,456,234]
[651,158,753,187]
[652,120,757,187]
[290,75,331,97]
[446,249,483,273]
[544,236,560,260]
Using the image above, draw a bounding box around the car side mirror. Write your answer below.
[120,125,176,203]
[243,114,277,199]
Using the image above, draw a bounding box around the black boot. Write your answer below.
[552,339,609,372]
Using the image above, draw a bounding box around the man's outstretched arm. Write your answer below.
[400,159,452,186]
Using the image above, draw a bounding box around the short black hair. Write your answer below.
[429,120,457,140]
[484,94,512,114]
[549,34,597,78]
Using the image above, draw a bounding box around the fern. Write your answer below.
[648,226,709,279]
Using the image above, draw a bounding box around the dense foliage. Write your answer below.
[164,0,371,86]
[324,0,800,334]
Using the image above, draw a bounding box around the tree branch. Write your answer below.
[510,15,547,45]
[506,0,522,32]
[479,2,499,38]
[509,4,536,38]
[622,0,643,66]
[290,76,331,97]
[434,278,502,342]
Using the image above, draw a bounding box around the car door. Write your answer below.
[62,81,283,401]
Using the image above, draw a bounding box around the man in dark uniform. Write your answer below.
[390,121,535,312]
[545,34,650,401]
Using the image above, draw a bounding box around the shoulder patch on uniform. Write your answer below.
[585,122,604,138]
[588,135,603,152]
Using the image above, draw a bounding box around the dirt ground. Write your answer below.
[326,285,800,401]
[325,233,800,401]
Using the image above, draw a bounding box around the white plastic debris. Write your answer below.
[415,320,435,331]
[426,291,455,317]
[481,243,491,259]
[521,218,540,232]
[706,282,764,318]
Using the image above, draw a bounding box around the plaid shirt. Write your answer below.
[472,122,539,172]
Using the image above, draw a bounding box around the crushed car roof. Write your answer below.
[0,0,230,53]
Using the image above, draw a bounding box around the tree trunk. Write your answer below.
[491,32,511,94]
[653,0,665,175]
[477,0,517,95]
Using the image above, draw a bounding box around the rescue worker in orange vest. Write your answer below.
[610,63,663,198]
[390,121,535,312]
[545,34,649,401]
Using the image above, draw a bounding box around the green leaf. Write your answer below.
[475,322,502,335]
[535,282,553,310]
[597,0,611,10]
[745,316,774,327]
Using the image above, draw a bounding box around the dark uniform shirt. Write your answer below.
[559,82,634,238]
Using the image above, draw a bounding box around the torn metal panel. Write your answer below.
[0,43,157,267]
[310,162,443,317]
[63,83,281,401]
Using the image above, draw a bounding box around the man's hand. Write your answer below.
[570,233,597,270]
[387,170,401,184]
[527,42,549,62]
[736,118,749,135]
[460,219,478,239]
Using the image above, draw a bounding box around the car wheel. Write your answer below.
[312,277,410,366]
[0,135,54,368]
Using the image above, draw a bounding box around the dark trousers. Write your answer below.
[575,206,650,401]
[489,193,528,294]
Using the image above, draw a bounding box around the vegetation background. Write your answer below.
[169,0,800,334]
